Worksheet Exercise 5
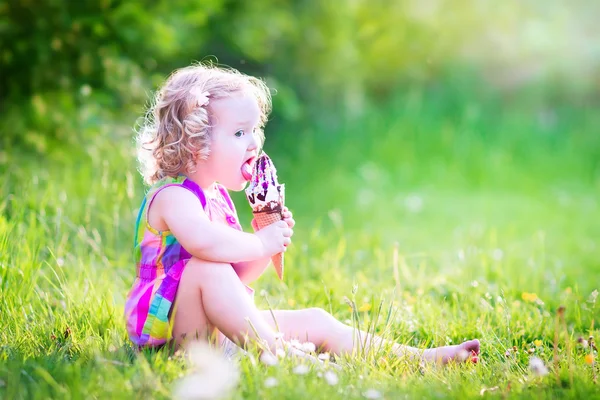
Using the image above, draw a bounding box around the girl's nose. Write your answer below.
[248,131,259,150]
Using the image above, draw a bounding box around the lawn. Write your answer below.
[1,86,599,399]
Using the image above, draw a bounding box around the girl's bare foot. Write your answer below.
[422,339,480,364]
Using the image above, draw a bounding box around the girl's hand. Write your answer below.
[255,221,293,257]
[251,206,295,231]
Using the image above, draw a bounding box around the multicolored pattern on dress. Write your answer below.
[124,176,243,347]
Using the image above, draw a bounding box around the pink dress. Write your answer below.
[124,175,252,348]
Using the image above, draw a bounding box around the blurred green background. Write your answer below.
[2,0,600,153]
[2,0,599,251]
[1,1,600,398]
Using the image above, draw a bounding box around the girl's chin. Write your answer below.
[220,178,248,192]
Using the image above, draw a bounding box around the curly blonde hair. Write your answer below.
[136,63,272,185]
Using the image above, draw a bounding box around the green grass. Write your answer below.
[1,86,599,399]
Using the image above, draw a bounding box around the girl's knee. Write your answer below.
[186,257,229,269]
[181,258,235,285]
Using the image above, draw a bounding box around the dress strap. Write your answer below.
[215,184,242,230]
[181,178,207,208]
[217,184,237,214]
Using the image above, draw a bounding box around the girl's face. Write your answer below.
[196,92,261,192]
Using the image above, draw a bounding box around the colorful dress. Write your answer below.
[124,175,247,348]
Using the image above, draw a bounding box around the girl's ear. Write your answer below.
[191,153,201,167]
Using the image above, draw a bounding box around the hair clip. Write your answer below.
[190,87,210,107]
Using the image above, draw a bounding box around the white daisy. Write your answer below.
[324,370,339,386]
[293,364,310,375]
[529,357,549,376]
[264,377,278,388]
[260,351,279,366]
[302,341,316,353]
[276,348,287,358]
[363,389,382,399]
[173,341,239,400]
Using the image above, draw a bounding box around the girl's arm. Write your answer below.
[232,256,272,284]
[232,207,295,284]
[155,186,289,263]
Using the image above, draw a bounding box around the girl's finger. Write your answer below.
[282,228,293,237]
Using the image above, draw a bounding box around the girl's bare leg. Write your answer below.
[172,258,281,351]
[172,260,478,363]
[261,309,480,363]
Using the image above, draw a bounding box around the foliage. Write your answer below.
[2,0,599,149]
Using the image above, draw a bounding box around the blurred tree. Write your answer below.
[1,0,598,151]
[0,0,226,100]
[0,0,225,148]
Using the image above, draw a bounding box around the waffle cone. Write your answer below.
[253,209,284,280]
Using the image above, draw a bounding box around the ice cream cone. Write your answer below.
[245,152,286,280]
[253,207,284,280]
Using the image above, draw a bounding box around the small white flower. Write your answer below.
[264,377,278,388]
[259,351,278,366]
[529,357,549,376]
[405,194,423,213]
[276,348,287,358]
[363,388,382,399]
[289,339,302,350]
[324,370,338,386]
[173,341,239,400]
[79,85,91,97]
[492,248,504,261]
[293,364,310,375]
[588,289,598,304]
[189,87,210,107]
[318,352,331,361]
[302,342,316,353]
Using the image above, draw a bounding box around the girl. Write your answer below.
[124,63,480,364]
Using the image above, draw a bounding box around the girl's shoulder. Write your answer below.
[148,176,206,202]
[146,175,188,197]
[141,176,209,219]
[138,176,207,236]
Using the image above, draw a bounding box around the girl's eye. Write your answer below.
[234,130,244,137]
